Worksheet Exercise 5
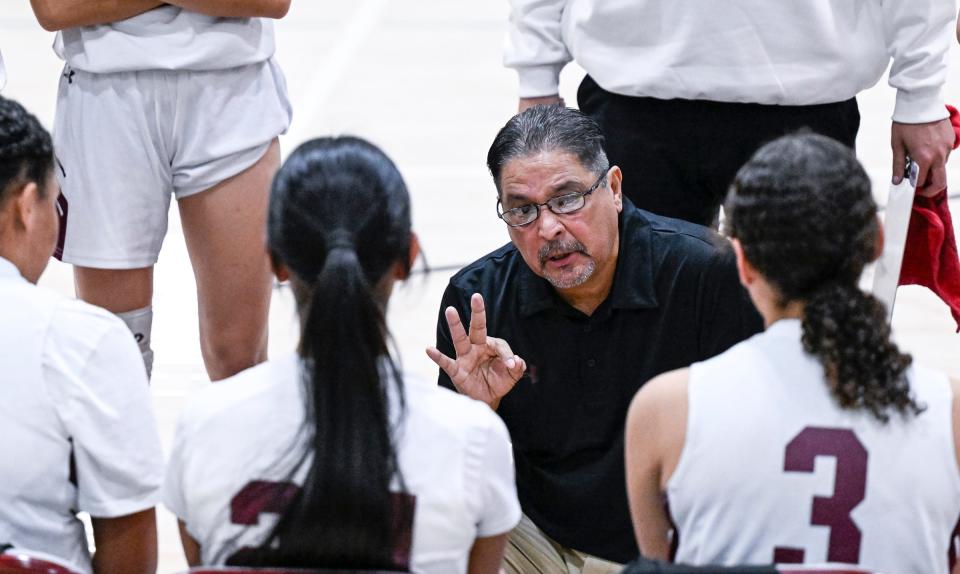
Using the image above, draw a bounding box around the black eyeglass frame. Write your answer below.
[496,168,611,228]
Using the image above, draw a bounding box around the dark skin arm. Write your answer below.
[467,533,510,574]
[177,520,202,566]
[90,508,158,574]
[30,0,164,32]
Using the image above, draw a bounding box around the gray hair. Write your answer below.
[486,105,609,195]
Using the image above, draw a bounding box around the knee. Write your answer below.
[200,326,267,381]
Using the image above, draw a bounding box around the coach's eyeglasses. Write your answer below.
[497,168,609,227]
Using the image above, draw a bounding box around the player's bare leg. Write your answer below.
[178,139,279,381]
[74,266,155,375]
[74,266,153,312]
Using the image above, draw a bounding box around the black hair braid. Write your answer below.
[0,95,53,200]
[726,133,921,423]
[802,283,916,422]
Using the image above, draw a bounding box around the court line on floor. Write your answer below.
[285,0,391,145]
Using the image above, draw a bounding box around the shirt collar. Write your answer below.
[0,257,25,282]
[765,317,802,338]
[517,199,658,318]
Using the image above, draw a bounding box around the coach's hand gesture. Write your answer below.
[427,293,526,410]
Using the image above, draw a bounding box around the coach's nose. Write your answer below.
[537,207,565,242]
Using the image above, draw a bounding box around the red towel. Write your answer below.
[897,105,960,331]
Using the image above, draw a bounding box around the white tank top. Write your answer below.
[668,319,960,573]
[54,6,275,73]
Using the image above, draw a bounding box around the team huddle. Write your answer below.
[1,1,959,574]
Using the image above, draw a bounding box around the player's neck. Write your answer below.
[762,300,804,329]
[0,240,41,284]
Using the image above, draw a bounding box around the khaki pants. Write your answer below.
[503,514,624,574]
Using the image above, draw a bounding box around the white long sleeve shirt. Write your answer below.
[505,0,955,123]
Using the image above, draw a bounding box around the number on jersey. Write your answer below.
[773,427,868,564]
[226,480,416,569]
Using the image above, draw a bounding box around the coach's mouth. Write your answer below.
[543,250,582,269]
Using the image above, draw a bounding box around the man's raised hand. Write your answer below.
[427,293,526,410]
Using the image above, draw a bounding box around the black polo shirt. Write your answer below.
[435,200,763,563]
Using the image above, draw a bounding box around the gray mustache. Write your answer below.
[538,240,587,266]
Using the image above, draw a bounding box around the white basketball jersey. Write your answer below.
[668,319,960,573]
[54,6,275,73]
[164,354,521,574]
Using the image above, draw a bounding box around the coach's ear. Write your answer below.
[731,238,757,288]
[609,166,623,213]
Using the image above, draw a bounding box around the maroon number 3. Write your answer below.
[773,427,868,564]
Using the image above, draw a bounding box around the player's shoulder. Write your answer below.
[906,363,956,402]
[631,367,690,421]
[401,376,508,439]
[43,290,133,350]
[687,326,770,384]
[178,354,301,436]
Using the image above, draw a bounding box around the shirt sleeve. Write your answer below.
[503,0,571,98]
[473,412,522,538]
[696,244,764,360]
[45,306,164,519]
[435,281,466,391]
[883,0,954,123]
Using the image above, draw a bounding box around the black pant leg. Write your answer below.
[578,75,718,226]
[699,98,861,217]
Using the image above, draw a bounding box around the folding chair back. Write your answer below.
[777,566,881,574]
[187,569,408,574]
[0,548,81,574]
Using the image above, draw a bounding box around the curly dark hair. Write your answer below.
[0,95,54,205]
[724,133,921,423]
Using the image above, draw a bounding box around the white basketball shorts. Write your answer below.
[53,59,292,268]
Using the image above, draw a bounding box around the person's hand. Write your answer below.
[891,119,955,197]
[519,95,564,113]
[426,293,526,410]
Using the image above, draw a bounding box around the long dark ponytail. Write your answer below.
[234,136,412,568]
[725,133,922,423]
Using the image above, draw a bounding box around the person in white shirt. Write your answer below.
[625,133,960,573]
[506,0,957,227]
[164,136,522,573]
[0,95,165,574]
[28,0,293,380]
[0,50,6,91]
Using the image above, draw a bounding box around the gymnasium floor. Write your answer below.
[2,2,959,572]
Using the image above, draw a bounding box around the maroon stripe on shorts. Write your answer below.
[949,511,960,571]
[53,191,68,261]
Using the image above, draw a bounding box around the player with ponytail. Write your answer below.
[0,94,164,574]
[164,137,521,573]
[624,133,960,573]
